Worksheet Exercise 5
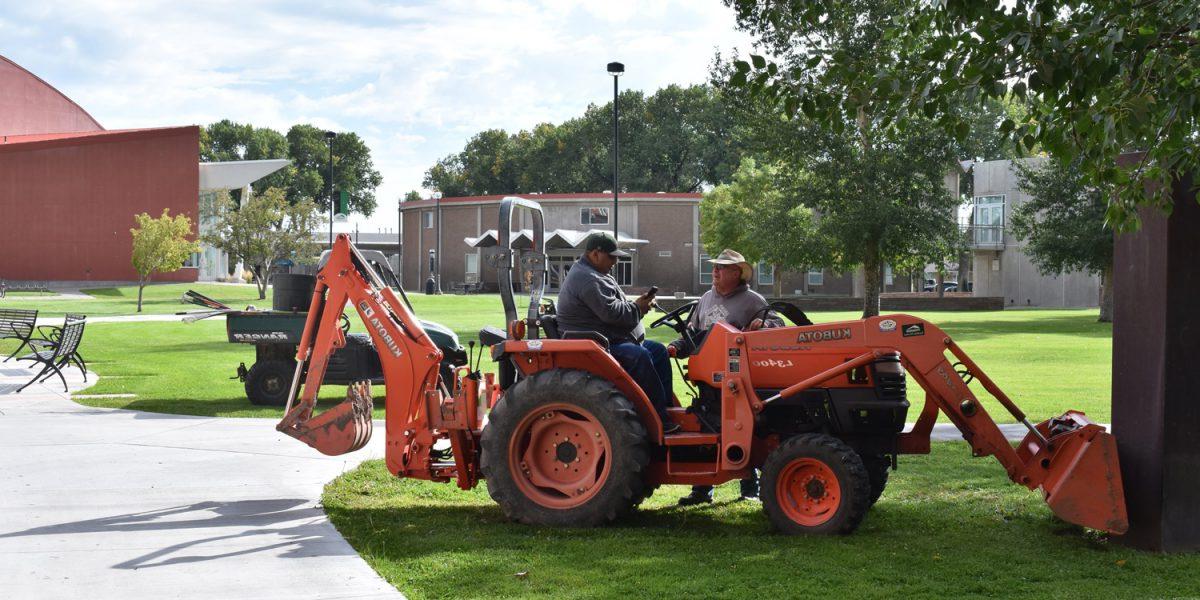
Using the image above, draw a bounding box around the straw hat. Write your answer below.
[708,249,753,282]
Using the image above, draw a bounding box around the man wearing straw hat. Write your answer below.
[669,248,783,505]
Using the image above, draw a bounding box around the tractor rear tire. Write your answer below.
[480,369,650,527]
[245,359,295,406]
[863,455,891,506]
[761,433,871,535]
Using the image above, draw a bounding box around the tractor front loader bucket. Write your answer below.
[1017,411,1128,534]
[277,382,374,456]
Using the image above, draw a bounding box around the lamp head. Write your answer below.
[607,61,624,76]
[324,130,336,140]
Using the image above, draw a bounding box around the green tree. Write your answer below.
[1012,158,1116,322]
[423,85,743,196]
[203,187,322,299]
[287,125,383,215]
[725,0,1200,230]
[130,209,200,312]
[717,0,965,316]
[700,158,824,297]
[402,190,423,203]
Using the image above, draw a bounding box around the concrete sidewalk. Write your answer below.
[0,364,400,600]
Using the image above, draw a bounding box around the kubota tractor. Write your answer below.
[276,197,1127,535]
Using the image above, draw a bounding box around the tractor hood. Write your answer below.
[419,319,463,354]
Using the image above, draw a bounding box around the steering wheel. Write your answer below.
[650,300,696,334]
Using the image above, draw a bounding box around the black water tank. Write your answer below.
[273,274,317,312]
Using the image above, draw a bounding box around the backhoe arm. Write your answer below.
[276,234,444,463]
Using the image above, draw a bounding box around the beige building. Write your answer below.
[397,193,859,296]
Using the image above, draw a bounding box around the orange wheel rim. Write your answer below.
[508,403,611,509]
[777,457,841,526]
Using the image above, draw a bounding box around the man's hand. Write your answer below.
[747,318,764,331]
[634,294,654,315]
[667,344,678,358]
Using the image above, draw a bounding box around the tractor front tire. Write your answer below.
[480,369,650,527]
[762,434,871,535]
[245,359,295,406]
[863,455,891,506]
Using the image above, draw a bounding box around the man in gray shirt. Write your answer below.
[669,249,783,505]
[557,232,680,433]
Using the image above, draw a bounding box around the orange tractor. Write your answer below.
[277,197,1127,535]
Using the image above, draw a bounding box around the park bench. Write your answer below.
[1,308,38,362]
[31,313,89,379]
[16,316,86,393]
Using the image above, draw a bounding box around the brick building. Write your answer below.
[397,193,862,296]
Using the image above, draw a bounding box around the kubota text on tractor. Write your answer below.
[275,197,1127,535]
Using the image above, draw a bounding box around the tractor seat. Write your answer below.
[538,315,562,339]
[561,330,609,350]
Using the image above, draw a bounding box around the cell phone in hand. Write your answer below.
[645,286,659,298]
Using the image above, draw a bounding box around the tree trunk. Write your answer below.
[256,270,268,300]
[137,278,146,313]
[862,245,881,318]
[1099,263,1114,323]
[936,268,945,298]
[774,263,782,298]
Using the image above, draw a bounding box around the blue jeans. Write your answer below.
[610,340,672,418]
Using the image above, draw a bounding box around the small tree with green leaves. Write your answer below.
[1012,159,1115,322]
[700,158,826,297]
[203,187,322,300]
[402,190,423,203]
[130,209,200,312]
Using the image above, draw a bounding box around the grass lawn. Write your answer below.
[1,284,1113,423]
[323,443,1198,599]
[0,282,268,317]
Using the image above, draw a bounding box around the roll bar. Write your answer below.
[496,197,547,337]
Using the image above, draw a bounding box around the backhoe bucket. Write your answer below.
[278,382,374,456]
[1018,411,1128,534]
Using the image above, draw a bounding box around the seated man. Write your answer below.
[556,232,680,434]
[669,249,783,505]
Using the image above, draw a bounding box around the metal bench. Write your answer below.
[30,313,89,379]
[1,308,38,362]
[16,317,86,393]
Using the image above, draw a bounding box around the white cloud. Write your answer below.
[1,0,753,231]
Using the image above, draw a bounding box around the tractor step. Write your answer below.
[664,432,720,446]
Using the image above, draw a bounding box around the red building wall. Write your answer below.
[0,127,200,282]
[0,55,103,137]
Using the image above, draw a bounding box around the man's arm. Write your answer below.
[578,277,642,329]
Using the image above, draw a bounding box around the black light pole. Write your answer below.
[325,130,336,247]
[434,190,443,294]
[607,61,623,239]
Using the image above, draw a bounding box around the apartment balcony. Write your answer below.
[961,224,1005,250]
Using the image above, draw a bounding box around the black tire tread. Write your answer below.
[761,433,871,535]
[480,369,650,527]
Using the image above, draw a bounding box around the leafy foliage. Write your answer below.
[199,121,383,216]
[714,2,966,316]
[130,208,200,312]
[423,85,743,195]
[700,158,825,281]
[202,188,322,299]
[725,0,1200,230]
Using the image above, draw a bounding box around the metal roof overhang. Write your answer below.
[199,158,291,191]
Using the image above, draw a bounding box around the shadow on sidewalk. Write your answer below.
[0,498,357,568]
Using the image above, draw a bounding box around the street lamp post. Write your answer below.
[607,61,623,241]
[434,190,443,294]
[325,130,336,247]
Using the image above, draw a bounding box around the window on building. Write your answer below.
[757,261,775,286]
[580,207,609,225]
[699,254,712,285]
[423,211,434,229]
[615,256,632,286]
[182,252,201,268]
[465,253,480,283]
[972,195,1004,245]
[807,270,824,286]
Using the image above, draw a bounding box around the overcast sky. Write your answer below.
[1,0,753,232]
